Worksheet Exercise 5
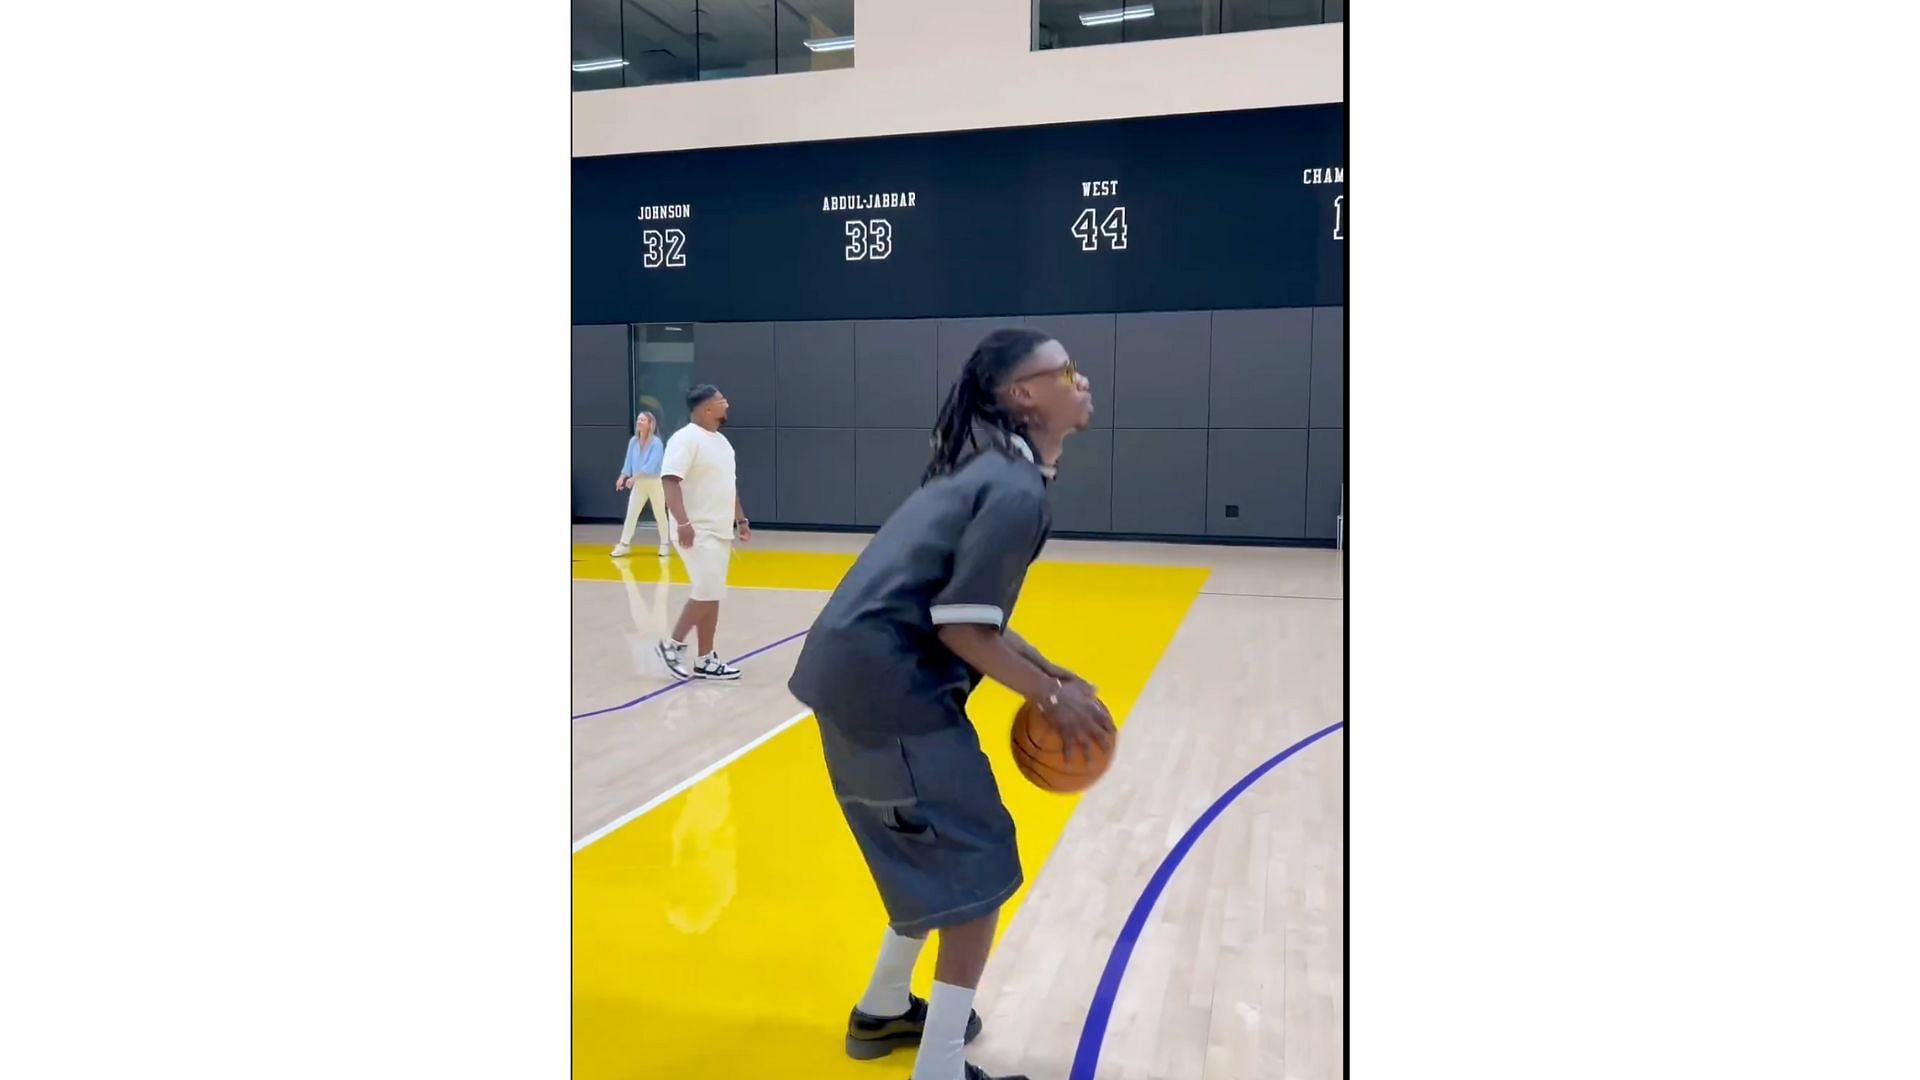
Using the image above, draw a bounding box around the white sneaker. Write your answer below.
[656,639,691,679]
[610,543,632,557]
[693,652,741,681]
[657,544,671,558]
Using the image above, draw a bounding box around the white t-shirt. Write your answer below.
[660,423,738,534]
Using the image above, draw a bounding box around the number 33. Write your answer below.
[845,219,893,261]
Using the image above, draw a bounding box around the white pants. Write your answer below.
[618,476,670,547]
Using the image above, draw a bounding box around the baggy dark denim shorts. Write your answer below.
[816,715,1024,936]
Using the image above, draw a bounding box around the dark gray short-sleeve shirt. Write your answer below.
[788,441,1052,737]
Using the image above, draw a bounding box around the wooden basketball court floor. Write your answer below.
[572,525,1343,1080]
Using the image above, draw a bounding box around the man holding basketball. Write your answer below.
[788,329,1113,1080]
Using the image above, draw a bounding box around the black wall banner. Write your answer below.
[573,103,1344,325]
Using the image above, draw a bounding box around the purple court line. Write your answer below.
[570,629,810,722]
[1069,719,1346,1080]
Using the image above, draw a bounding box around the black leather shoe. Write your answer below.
[843,994,983,1060]
[949,1063,1030,1080]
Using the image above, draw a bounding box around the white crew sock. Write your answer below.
[855,927,925,1016]
[910,980,976,1080]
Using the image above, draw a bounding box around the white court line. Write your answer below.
[571,707,814,854]
[571,579,832,594]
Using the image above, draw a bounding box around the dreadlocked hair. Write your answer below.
[924,328,1054,484]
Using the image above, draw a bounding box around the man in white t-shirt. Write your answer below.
[656,383,751,681]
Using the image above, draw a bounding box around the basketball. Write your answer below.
[1011,699,1114,793]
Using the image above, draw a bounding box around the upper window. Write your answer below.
[573,0,854,91]
[1033,0,1340,51]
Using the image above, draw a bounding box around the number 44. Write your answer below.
[1072,207,1128,251]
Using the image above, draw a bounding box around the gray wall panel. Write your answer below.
[1114,311,1212,428]
[692,323,777,427]
[1049,427,1113,533]
[855,320,939,429]
[856,428,931,526]
[720,426,777,527]
[572,325,629,426]
[582,308,1341,544]
[1305,428,1344,540]
[1309,307,1344,428]
[1209,308,1312,429]
[572,424,632,520]
[1207,428,1309,538]
[776,321,857,428]
[1025,313,1115,429]
[775,428,857,524]
[1111,429,1208,534]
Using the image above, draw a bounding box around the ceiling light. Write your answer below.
[802,35,855,52]
[572,58,629,72]
[1079,5,1155,27]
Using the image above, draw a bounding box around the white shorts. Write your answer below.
[676,531,733,601]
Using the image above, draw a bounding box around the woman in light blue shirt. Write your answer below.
[612,411,669,557]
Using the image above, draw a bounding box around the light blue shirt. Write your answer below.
[622,435,664,478]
